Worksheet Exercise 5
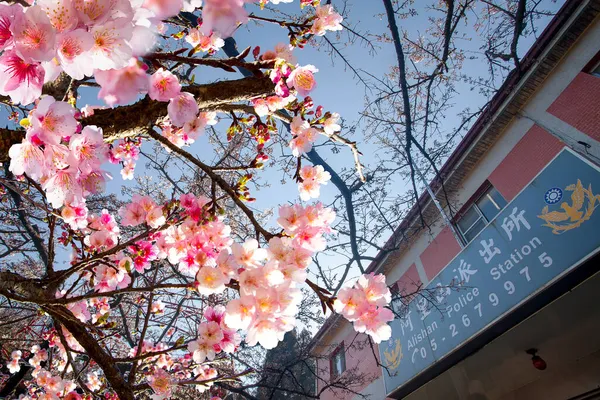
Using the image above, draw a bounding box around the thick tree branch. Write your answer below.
[0,76,275,161]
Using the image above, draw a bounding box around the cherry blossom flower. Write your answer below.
[333,273,393,342]
[323,112,341,135]
[149,68,181,101]
[246,318,283,349]
[29,96,78,145]
[69,126,108,174]
[148,368,173,400]
[8,138,45,179]
[95,59,149,106]
[298,165,331,200]
[311,4,343,36]
[333,287,369,321]
[8,350,22,373]
[143,0,183,19]
[0,50,44,105]
[0,4,20,51]
[195,266,228,295]
[168,92,199,127]
[357,272,392,306]
[56,30,95,79]
[353,306,394,343]
[289,116,318,157]
[90,19,133,70]
[287,65,318,97]
[224,297,255,330]
[231,239,267,268]
[262,43,296,64]
[200,0,248,38]
[151,300,165,314]
[37,0,78,33]
[183,111,218,142]
[11,5,56,62]
[87,372,102,391]
[185,28,225,53]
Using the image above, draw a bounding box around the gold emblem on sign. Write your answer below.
[383,339,403,369]
[538,180,600,234]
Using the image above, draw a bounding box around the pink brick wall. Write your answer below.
[488,125,564,202]
[547,72,600,142]
[419,226,462,281]
[316,330,382,399]
[395,263,422,296]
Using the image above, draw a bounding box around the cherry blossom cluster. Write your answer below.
[298,165,331,200]
[108,136,142,180]
[0,0,165,105]
[188,306,241,363]
[160,111,218,148]
[333,273,394,343]
[185,28,225,54]
[8,97,109,216]
[10,338,86,399]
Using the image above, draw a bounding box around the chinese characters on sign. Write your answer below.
[381,149,600,394]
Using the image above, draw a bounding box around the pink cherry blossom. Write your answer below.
[185,28,224,53]
[87,372,102,391]
[11,5,56,62]
[231,239,267,268]
[289,116,318,157]
[0,49,44,105]
[262,43,296,64]
[8,139,45,179]
[148,368,173,400]
[37,0,78,33]
[90,19,133,70]
[311,4,343,36]
[146,206,166,228]
[333,287,369,322]
[183,111,217,142]
[56,30,95,79]
[69,126,108,173]
[143,0,183,19]
[200,0,248,38]
[195,266,228,295]
[148,68,181,101]
[287,65,318,97]
[298,165,331,200]
[353,307,394,343]
[357,272,392,306]
[8,350,22,373]
[224,297,255,330]
[73,0,111,25]
[95,59,149,106]
[246,318,281,349]
[323,112,341,135]
[168,92,199,127]
[0,4,20,51]
[30,96,78,145]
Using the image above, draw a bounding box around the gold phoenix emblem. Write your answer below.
[383,339,403,370]
[538,180,600,234]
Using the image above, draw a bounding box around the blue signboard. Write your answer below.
[380,149,600,394]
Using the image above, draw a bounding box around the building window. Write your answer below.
[591,62,600,78]
[456,185,507,243]
[330,343,346,380]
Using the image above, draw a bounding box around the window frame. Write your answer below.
[583,51,600,77]
[329,342,346,380]
[455,183,506,244]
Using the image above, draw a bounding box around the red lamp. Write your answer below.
[526,348,547,371]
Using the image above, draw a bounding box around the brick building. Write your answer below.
[310,1,600,399]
